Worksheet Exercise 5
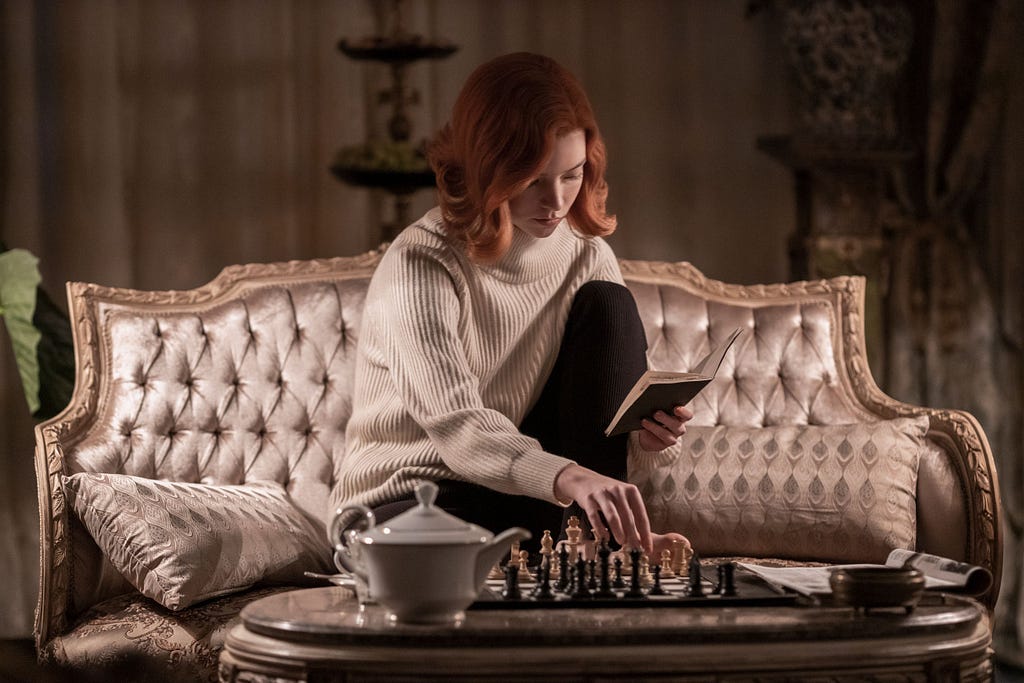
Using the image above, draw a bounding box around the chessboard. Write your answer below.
[470,521,799,611]
[473,563,799,610]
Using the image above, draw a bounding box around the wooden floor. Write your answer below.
[0,638,58,683]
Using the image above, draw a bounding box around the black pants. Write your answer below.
[371,280,648,554]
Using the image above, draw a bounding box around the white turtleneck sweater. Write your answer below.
[332,207,626,513]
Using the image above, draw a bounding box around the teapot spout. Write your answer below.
[476,527,532,587]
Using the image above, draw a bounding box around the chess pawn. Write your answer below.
[687,551,704,598]
[502,563,521,600]
[660,549,674,577]
[640,553,652,588]
[648,564,667,596]
[625,548,646,598]
[556,544,570,591]
[530,556,554,600]
[518,550,533,582]
[612,555,626,589]
[612,550,629,576]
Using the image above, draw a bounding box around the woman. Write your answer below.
[333,52,691,558]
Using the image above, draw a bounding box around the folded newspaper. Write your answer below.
[739,549,993,598]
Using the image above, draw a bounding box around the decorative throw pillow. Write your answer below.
[630,417,929,563]
[64,473,333,610]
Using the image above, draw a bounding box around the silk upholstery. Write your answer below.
[631,418,927,563]
[64,474,332,610]
[37,252,981,679]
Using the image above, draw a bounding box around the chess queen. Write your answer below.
[332,52,691,559]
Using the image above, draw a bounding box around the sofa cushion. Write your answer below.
[64,474,333,610]
[630,417,928,563]
[41,585,291,683]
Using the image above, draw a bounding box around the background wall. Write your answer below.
[0,0,795,640]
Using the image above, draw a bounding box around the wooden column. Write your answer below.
[758,136,913,379]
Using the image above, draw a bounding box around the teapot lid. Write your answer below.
[361,481,492,545]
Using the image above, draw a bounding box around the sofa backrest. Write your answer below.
[34,248,1000,644]
[619,259,984,569]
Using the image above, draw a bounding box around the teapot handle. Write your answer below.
[329,504,375,580]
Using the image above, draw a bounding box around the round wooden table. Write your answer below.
[218,586,992,682]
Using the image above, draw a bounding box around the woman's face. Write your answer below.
[509,129,586,239]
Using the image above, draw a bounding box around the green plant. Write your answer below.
[0,244,74,420]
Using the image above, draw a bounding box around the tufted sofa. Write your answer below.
[33,247,1002,681]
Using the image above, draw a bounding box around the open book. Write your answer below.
[604,327,743,437]
[738,550,994,598]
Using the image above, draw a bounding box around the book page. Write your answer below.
[885,550,993,595]
[739,551,993,596]
[690,327,744,376]
[645,371,703,383]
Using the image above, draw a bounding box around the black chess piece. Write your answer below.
[556,545,570,592]
[612,555,626,589]
[502,562,521,600]
[530,556,555,600]
[648,563,667,595]
[687,551,704,598]
[572,555,591,599]
[720,561,736,596]
[587,559,598,591]
[625,548,646,598]
[594,541,615,598]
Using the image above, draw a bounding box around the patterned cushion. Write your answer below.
[42,585,291,683]
[630,417,928,563]
[64,474,333,610]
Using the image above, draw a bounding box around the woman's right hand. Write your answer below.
[553,463,653,555]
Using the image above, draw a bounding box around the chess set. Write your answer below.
[472,517,800,610]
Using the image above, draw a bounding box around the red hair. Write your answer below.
[428,52,616,262]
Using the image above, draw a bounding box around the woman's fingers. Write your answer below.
[640,418,679,448]
[553,464,655,554]
[581,484,652,555]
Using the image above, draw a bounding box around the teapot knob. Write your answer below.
[414,480,439,508]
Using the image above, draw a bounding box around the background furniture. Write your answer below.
[329,0,456,241]
[33,248,1001,681]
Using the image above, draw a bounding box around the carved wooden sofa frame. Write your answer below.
[33,250,1002,680]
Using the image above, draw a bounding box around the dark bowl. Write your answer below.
[829,566,926,611]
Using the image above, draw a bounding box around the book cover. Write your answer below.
[604,327,743,437]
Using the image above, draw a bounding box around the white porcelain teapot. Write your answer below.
[330,480,531,624]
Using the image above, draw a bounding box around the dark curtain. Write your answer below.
[884,0,1022,664]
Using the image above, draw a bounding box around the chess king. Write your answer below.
[332,52,692,560]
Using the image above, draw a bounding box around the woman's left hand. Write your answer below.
[636,405,693,451]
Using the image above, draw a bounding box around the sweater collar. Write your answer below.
[481,220,579,282]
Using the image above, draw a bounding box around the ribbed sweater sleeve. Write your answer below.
[384,246,573,498]
[333,208,625,513]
